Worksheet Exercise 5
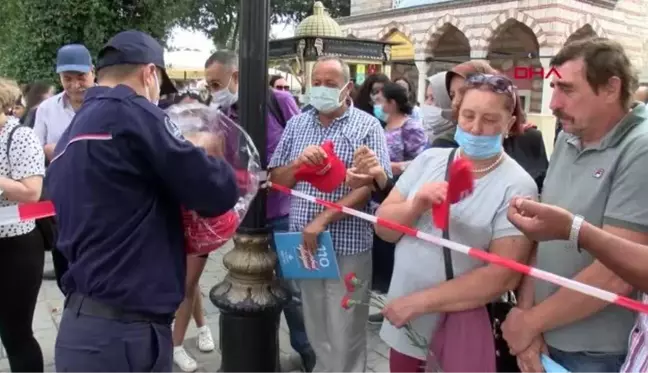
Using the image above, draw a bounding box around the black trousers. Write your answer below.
[371,233,395,294]
[0,229,45,372]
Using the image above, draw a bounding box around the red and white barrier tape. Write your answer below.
[267,182,648,315]
[0,201,55,226]
[3,185,647,314]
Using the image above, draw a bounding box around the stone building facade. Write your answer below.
[337,0,648,114]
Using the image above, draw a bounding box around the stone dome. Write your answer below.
[294,1,344,38]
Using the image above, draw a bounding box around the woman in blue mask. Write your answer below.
[354,73,391,125]
[365,82,426,325]
[432,61,549,192]
[365,74,538,372]
[373,82,426,177]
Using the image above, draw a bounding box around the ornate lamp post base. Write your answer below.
[210,227,288,372]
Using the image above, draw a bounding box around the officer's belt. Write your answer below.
[65,293,174,325]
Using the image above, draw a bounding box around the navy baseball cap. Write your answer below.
[56,44,92,74]
[96,30,177,95]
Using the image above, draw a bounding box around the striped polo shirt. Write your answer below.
[621,294,648,372]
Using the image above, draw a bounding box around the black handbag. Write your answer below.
[488,292,520,372]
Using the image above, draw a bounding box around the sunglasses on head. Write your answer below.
[275,85,290,91]
[465,74,515,95]
[465,74,517,113]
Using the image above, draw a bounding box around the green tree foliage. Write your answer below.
[0,0,192,84]
[180,0,351,50]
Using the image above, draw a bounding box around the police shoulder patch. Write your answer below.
[164,116,185,140]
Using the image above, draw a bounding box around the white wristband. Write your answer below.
[569,215,584,251]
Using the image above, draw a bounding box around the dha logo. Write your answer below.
[513,66,562,80]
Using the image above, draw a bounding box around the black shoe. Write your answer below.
[368,313,384,324]
[43,269,57,281]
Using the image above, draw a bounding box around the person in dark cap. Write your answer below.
[46,30,239,372]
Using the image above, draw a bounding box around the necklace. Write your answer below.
[458,149,505,173]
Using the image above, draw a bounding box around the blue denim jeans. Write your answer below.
[549,346,626,372]
[268,216,315,371]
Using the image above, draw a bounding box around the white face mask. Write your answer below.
[210,75,238,109]
[147,70,160,105]
[420,104,454,135]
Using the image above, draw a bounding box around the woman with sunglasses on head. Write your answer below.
[371,74,537,372]
[428,61,548,191]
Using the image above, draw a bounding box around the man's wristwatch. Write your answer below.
[568,214,584,252]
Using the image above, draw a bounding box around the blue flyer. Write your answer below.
[273,231,340,279]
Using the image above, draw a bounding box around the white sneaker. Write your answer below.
[197,326,215,352]
[173,346,198,372]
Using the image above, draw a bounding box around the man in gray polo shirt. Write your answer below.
[33,44,94,282]
[502,37,648,372]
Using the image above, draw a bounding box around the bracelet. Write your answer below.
[569,215,584,252]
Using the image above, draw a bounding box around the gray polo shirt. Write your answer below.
[536,103,648,353]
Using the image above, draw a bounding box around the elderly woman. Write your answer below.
[428,61,549,191]
[430,61,498,148]
[371,74,538,372]
[0,77,46,372]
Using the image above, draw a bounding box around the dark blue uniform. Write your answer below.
[47,31,239,372]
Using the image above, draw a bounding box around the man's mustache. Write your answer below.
[553,110,574,122]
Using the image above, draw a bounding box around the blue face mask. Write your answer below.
[453,126,502,159]
[308,85,344,114]
[373,104,388,122]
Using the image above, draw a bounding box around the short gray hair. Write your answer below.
[205,50,238,70]
[313,56,351,84]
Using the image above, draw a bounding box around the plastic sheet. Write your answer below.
[166,102,261,256]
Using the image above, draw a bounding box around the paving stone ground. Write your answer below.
[0,242,390,372]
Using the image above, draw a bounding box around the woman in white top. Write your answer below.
[0,78,47,372]
[374,74,537,372]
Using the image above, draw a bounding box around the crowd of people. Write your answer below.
[1,30,648,373]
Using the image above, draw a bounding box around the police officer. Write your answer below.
[45,30,239,372]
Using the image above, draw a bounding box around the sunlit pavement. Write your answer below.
[0,242,390,372]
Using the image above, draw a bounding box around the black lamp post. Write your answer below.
[210,0,288,371]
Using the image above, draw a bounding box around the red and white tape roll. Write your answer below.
[4,185,647,314]
[268,182,648,315]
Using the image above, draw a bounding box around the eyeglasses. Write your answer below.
[275,85,290,91]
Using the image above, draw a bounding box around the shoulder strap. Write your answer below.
[267,89,287,128]
[443,148,458,281]
[6,124,26,170]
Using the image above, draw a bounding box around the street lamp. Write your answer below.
[209,0,288,371]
